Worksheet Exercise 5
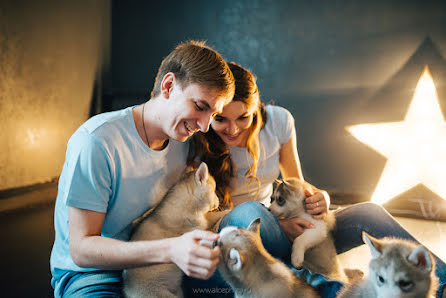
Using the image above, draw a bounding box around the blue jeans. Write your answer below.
[183,201,446,298]
[55,270,122,297]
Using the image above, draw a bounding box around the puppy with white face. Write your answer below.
[337,232,439,298]
[269,178,348,281]
[217,218,320,298]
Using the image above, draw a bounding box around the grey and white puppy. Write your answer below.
[337,232,439,298]
[269,178,346,281]
[218,218,321,298]
[122,162,220,298]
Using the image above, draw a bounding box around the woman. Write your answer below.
[185,62,446,298]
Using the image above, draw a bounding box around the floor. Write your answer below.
[0,189,445,298]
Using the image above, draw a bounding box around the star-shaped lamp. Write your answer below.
[347,66,446,204]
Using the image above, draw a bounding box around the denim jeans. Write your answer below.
[183,201,446,298]
[55,270,122,297]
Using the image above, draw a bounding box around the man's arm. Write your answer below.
[68,207,220,279]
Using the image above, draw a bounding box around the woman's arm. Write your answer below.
[68,207,220,279]
[279,133,330,219]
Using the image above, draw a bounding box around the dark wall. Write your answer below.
[110,0,446,196]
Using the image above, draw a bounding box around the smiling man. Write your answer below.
[50,41,235,297]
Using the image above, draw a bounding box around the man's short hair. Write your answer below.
[151,40,235,99]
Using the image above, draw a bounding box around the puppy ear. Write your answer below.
[363,232,383,259]
[229,248,242,272]
[195,162,209,185]
[408,246,433,272]
[247,218,261,235]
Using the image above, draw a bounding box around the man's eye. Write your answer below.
[195,103,204,111]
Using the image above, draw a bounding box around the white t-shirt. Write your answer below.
[50,106,188,292]
[229,105,295,206]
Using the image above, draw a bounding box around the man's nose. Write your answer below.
[198,116,212,133]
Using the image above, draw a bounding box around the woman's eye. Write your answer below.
[214,116,225,122]
[238,115,249,120]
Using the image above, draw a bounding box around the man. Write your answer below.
[50,40,235,297]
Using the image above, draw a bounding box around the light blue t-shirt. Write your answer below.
[229,105,295,206]
[50,106,188,294]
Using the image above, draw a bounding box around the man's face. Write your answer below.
[166,82,228,142]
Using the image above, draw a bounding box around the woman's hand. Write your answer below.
[303,182,330,220]
[279,217,315,242]
[169,230,220,280]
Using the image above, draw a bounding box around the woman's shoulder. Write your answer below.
[265,104,294,126]
[262,104,295,145]
[265,104,292,118]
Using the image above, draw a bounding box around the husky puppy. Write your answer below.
[269,178,345,280]
[218,218,321,298]
[122,162,220,298]
[337,232,439,298]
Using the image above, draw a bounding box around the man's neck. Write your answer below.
[134,98,170,151]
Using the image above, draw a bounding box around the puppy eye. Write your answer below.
[377,274,385,286]
[277,196,286,206]
[398,280,414,292]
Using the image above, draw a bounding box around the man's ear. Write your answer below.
[160,72,175,99]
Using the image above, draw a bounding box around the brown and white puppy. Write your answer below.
[270,178,348,281]
[217,218,321,298]
[122,162,219,298]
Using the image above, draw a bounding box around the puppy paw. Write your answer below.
[291,253,304,268]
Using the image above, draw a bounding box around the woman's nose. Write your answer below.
[226,122,238,135]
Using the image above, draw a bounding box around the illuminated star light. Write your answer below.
[347,66,446,204]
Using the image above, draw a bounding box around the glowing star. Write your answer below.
[347,66,446,204]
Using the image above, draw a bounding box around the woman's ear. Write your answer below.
[160,72,175,99]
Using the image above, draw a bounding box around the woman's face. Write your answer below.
[211,101,256,147]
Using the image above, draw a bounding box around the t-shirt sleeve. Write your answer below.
[273,106,296,145]
[59,130,113,213]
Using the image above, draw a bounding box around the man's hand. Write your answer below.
[169,230,220,280]
[279,217,315,242]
